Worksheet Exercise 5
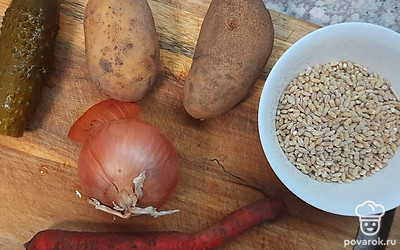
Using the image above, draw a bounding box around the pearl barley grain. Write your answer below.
[275,61,400,183]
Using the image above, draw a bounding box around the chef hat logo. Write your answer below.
[355,201,385,218]
[355,201,385,236]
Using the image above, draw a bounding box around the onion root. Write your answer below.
[88,171,180,218]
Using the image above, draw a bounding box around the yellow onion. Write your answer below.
[69,100,180,218]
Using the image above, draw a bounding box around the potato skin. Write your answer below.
[183,0,274,119]
[84,0,160,102]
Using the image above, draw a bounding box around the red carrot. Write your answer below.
[25,198,285,250]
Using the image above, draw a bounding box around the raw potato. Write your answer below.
[183,0,274,119]
[84,0,160,102]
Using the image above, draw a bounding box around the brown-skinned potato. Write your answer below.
[84,0,160,102]
[183,0,274,119]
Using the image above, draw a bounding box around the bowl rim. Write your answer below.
[258,22,400,216]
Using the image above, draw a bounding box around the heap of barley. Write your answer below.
[275,61,400,183]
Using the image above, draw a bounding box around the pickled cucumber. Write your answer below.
[0,0,59,137]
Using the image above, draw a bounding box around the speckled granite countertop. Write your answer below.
[264,0,400,33]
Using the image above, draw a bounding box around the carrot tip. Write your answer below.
[23,241,29,249]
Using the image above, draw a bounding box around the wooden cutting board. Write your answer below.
[0,0,394,249]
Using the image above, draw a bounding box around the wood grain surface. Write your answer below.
[0,0,382,249]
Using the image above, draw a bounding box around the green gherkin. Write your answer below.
[0,0,59,137]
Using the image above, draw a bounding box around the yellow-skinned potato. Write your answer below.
[183,0,274,119]
[84,0,160,102]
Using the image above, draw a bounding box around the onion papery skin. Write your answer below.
[78,119,179,209]
[68,100,140,144]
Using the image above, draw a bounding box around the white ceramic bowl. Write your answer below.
[258,23,400,216]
